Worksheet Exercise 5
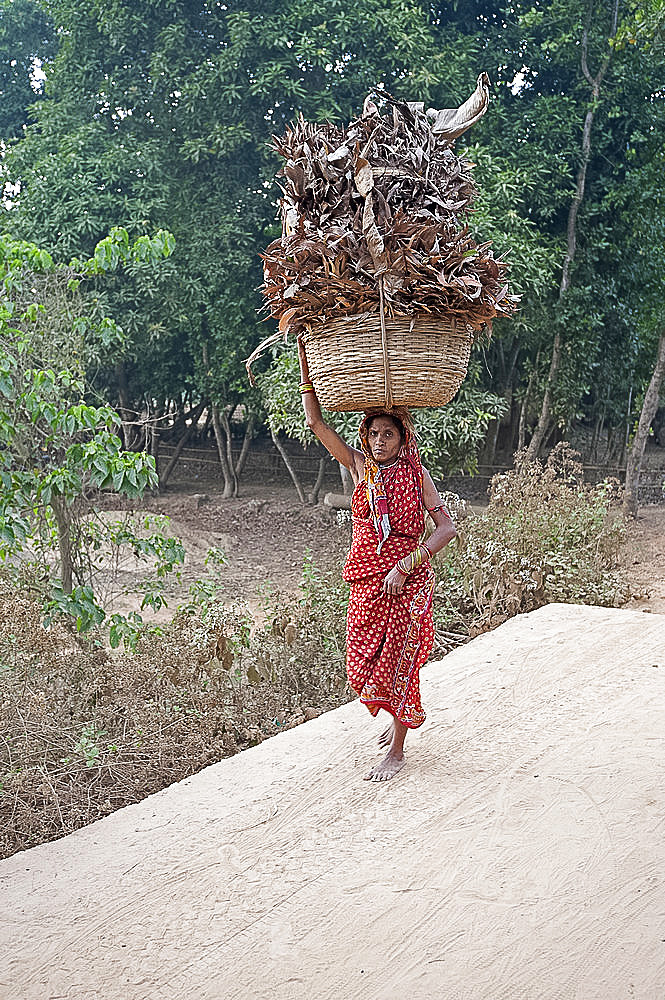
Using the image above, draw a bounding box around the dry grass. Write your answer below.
[0,448,632,860]
[0,565,351,860]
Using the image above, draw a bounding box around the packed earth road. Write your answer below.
[2,602,665,1000]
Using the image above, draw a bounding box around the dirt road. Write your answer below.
[2,603,664,1000]
[621,505,665,615]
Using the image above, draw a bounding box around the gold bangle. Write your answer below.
[397,544,430,577]
[397,553,413,575]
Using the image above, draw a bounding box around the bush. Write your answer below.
[434,444,628,635]
[0,552,351,860]
[0,446,631,858]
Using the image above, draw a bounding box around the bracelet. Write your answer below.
[396,543,431,576]
[299,382,314,393]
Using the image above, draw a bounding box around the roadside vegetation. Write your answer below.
[0,0,662,859]
[434,445,627,638]
[0,447,628,860]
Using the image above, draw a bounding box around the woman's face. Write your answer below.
[367,416,403,465]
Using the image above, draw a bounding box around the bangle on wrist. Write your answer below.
[299,382,314,393]
[397,543,431,577]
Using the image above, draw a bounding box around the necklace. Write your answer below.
[378,463,399,499]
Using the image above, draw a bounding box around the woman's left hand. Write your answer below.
[383,565,407,595]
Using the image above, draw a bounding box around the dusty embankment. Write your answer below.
[2,603,664,1000]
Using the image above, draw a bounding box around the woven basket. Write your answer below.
[302,312,473,412]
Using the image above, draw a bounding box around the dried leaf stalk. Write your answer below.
[259,90,518,346]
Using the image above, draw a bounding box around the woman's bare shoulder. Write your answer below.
[421,466,441,504]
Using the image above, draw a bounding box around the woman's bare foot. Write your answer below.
[366,718,408,781]
[364,748,405,781]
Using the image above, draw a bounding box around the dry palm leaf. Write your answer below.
[248,81,518,380]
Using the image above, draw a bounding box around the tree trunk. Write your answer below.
[52,497,73,595]
[150,402,163,475]
[517,363,538,455]
[211,404,236,499]
[589,411,601,462]
[201,405,213,442]
[624,331,665,517]
[309,455,328,504]
[210,407,256,498]
[339,462,353,495]
[271,427,306,503]
[220,407,240,497]
[622,385,634,465]
[481,416,501,469]
[525,1,619,463]
[607,425,620,465]
[234,412,256,488]
[159,398,207,488]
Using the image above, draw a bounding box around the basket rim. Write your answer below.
[303,311,474,340]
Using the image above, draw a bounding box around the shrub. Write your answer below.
[0,552,351,860]
[434,444,628,635]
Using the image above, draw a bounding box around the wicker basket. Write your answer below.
[302,312,473,412]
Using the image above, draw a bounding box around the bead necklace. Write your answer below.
[380,460,400,483]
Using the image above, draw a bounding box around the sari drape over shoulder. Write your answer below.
[343,413,435,729]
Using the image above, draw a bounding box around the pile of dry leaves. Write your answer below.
[260,81,519,341]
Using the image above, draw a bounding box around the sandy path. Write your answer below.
[2,603,665,1000]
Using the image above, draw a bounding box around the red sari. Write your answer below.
[343,442,435,730]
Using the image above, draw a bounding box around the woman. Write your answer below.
[298,342,457,781]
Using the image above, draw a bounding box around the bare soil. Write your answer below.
[618,504,665,615]
[105,480,351,622]
[107,477,665,619]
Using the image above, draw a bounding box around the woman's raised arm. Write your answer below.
[298,340,364,481]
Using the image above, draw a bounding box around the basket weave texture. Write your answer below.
[302,313,473,412]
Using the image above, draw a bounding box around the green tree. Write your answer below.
[3,0,452,490]
[427,1,665,460]
[0,0,54,140]
[5,0,664,476]
[0,227,183,632]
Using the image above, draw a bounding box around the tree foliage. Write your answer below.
[0,0,663,475]
[0,228,183,632]
[0,0,53,140]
